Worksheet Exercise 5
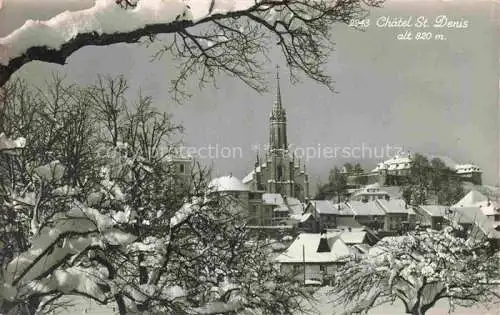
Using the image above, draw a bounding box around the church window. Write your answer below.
[277,165,283,180]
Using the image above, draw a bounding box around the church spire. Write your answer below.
[275,64,282,109]
[269,64,287,151]
[270,65,286,120]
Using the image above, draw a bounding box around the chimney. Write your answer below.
[316,234,331,253]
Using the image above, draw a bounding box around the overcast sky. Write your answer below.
[2,0,499,189]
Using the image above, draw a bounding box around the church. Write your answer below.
[242,67,310,202]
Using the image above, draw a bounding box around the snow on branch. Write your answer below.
[0,0,383,90]
[1,200,136,306]
[331,227,500,315]
[0,132,26,154]
[0,0,260,86]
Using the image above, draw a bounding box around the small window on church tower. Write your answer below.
[277,165,283,180]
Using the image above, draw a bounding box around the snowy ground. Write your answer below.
[300,286,499,315]
[58,289,499,315]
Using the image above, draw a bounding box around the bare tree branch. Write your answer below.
[0,0,383,100]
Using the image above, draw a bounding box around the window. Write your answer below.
[277,165,283,180]
[179,164,185,174]
[250,205,257,217]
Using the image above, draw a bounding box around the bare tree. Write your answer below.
[0,0,383,97]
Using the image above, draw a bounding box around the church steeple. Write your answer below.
[271,65,285,120]
[275,65,282,109]
[269,65,287,151]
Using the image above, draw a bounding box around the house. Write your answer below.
[449,206,500,249]
[351,153,483,187]
[451,190,500,228]
[335,202,360,228]
[295,212,317,233]
[164,154,194,189]
[369,153,413,186]
[347,200,386,230]
[350,184,390,202]
[304,200,339,231]
[414,205,448,230]
[376,199,415,232]
[275,232,356,284]
[455,164,482,185]
[329,227,379,246]
[209,177,301,228]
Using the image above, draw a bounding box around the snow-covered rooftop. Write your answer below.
[455,164,482,174]
[242,169,257,184]
[352,188,389,198]
[371,153,412,172]
[347,201,385,216]
[336,230,368,245]
[309,200,339,215]
[262,193,284,205]
[452,190,489,208]
[451,190,499,217]
[449,207,500,238]
[209,175,249,192]
[418,205,448,217]
[286,197,304,215]
[376,199,410,214]
[370,153,481,175]
[276,233,354,264]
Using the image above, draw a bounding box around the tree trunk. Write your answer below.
[115,294,127,315]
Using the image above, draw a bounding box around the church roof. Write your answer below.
[209,175,249,192]
[241,170,255,184]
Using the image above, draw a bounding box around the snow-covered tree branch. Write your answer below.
[331,227,500,315]
[0,77,309,314]
[0,0,383,95]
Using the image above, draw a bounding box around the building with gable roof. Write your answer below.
[348,200,386,229]
[275,232,357,284]
[375,199,415,232]
[451,190,500,229]
[208,175,306,227]
[414,205,449,230]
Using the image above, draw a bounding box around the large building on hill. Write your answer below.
[242,67,310,201]
[346,153,483,187]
